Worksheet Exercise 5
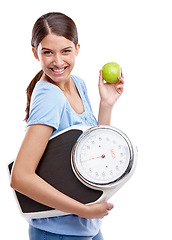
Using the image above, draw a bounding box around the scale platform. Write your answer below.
[8,125,137,219]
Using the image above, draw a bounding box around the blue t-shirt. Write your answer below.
[27,75,101,236]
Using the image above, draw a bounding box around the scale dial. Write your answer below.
[71,126,134,187]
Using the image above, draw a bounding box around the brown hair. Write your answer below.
[25,12,78,121]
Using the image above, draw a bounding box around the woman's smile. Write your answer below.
[50,66,68,75]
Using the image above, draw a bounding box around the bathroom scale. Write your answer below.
[8,125,137,219]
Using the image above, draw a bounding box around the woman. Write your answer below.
[10,12,124,240]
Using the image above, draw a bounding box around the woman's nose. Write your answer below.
[53,54,63,66]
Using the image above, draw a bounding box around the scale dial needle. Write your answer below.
[82,154,105,162]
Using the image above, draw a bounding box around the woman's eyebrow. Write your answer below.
[41,47,52,51]
[62,46,73,50]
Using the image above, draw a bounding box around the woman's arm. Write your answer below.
[10,124,113,219]
[97,70,124,125]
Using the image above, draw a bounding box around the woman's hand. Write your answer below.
[79,202,114,219]
[97,68,124,125]
[98,68,124,107]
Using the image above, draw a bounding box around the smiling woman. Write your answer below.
[10,11,124,240]
[25,12,80,121]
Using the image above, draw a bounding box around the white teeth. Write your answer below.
[52,67,65,72]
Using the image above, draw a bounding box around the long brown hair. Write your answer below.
[25,12,78,121]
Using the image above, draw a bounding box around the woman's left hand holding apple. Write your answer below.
[97,68,124,125]
[98,68,124,107]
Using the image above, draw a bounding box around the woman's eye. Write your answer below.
[44,51,53,55]
[63,49,71,54]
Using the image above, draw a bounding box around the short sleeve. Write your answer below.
[27,81,66,130]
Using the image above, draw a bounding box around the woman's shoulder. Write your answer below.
[30,80,67,115]
[34,80,62,93]
[28,80,66,128]
[32,80,66,101]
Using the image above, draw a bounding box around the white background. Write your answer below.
[1,0,172,239]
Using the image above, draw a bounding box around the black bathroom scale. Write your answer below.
[8,125,137,219]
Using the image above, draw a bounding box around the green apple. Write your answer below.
[102,62,121,83]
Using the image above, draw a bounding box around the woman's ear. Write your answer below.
[32,47,39,60]
[75,44,80,57]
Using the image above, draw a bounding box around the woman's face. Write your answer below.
[33,34,80,84]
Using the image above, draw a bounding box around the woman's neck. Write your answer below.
[42,73,74,94]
